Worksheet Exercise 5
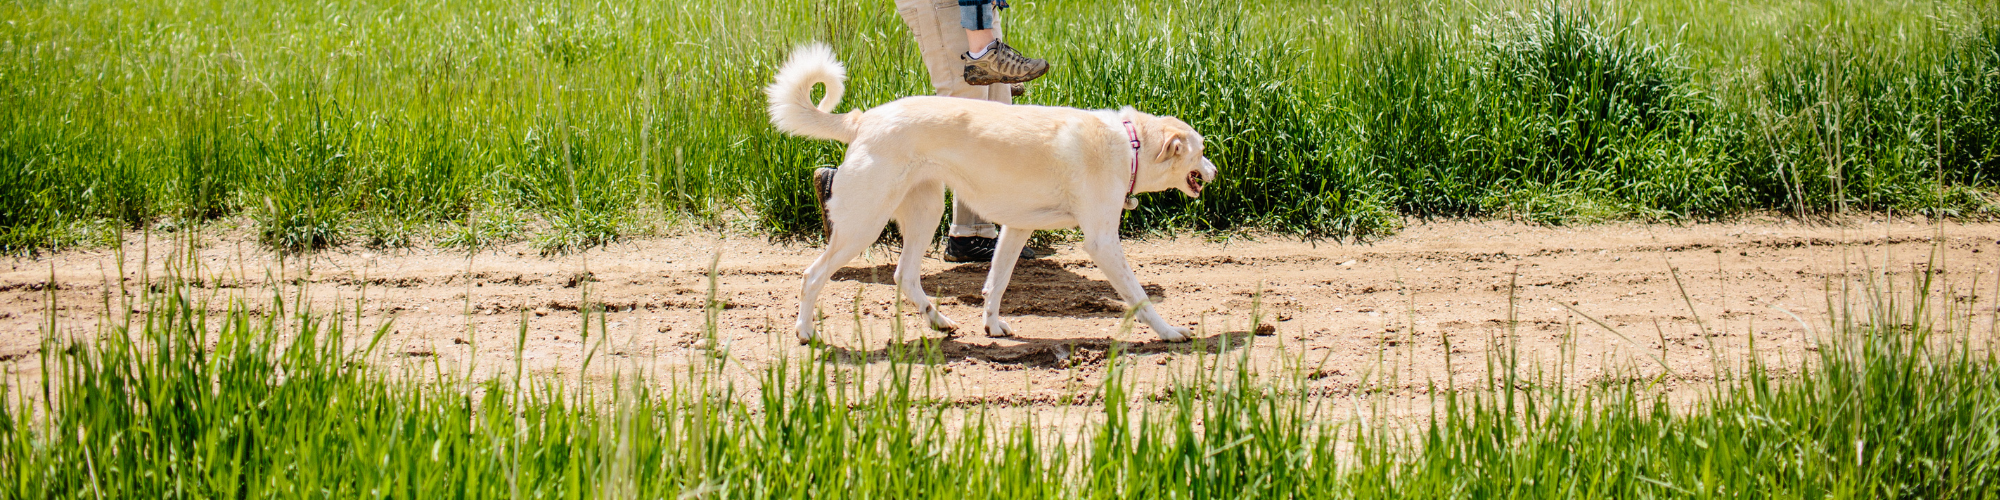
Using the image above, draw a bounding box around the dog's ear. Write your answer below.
[1154,130,1188,162]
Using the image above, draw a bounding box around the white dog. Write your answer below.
[767,43,1218,343]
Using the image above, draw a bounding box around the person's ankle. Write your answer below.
[968,40,996,59]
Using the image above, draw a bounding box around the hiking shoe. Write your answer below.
[943,235,1046,263]
[963,40,1049,86]
[812,167,837,238]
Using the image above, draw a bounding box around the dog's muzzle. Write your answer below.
[1186,158,1216,198]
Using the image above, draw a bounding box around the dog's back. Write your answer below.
[766,43,1115,176]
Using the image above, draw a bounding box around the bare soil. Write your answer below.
[6,218,1998,410]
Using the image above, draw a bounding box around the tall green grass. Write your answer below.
[2,0,1997,252]
[4,248,1999,497]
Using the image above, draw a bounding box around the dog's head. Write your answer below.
[1132,111,1218,199]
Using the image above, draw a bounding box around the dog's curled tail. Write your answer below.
[766,43,858,143]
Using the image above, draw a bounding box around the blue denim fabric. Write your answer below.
[959,1,995,30]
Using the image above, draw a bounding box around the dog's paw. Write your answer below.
[1156,326,1192,343]
[795,322,818,345]
[927,313,960,333]
[983,317,1014,337]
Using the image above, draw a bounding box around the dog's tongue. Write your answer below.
[1187,171,1205,196]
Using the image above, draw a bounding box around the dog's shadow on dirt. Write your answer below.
[822,260,1221,368]
[831,260,1166,319]
[811,330,1261,368]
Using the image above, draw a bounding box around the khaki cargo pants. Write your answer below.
[895,0,1011,238]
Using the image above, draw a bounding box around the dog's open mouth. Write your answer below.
[1186,171,1206,197]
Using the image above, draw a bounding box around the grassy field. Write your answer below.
[4,247,1998,498]
[2,0,1997,253]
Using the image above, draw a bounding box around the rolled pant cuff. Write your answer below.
[948,224,1000,239]
[960,2,996,31]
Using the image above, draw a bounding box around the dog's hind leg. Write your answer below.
[892,180,957,333]
[977,226,1033,337]
[1077,220,1192,342]
[796,181,896,344]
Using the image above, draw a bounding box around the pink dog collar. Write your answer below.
[1122,120,1141,199]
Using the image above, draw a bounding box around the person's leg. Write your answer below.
[967,28,996,57]
[896,0,988,100]
[958,0,1046,86]
[893,0,1000,246]
[894,0,1035,262]
[945,1,1038,262]
[981,10,1014,105]
[948,198,998,239]
[960,0,998,56]
[947,0,1007,243]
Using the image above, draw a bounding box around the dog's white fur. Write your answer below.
[769,43,1219,343]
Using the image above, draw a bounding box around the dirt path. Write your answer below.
[6,218,1999,409]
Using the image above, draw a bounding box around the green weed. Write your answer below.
[4,238,1999,497]
[0,0,1995,251]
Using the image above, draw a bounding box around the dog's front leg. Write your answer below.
[1078,225,1192,342]
[978,227,1033,337]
